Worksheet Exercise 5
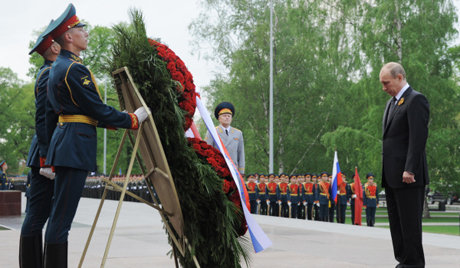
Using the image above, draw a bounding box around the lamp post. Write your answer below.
[269,0,274,173]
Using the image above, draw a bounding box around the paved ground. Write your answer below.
[1,194,460,267]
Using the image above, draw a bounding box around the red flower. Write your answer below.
[147,38,196,130]
[223,180,231,194]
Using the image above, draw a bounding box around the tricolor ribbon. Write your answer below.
[195,95,272,253]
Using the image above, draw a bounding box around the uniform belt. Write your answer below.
[281,193,287,195]
[339,193,346,196]
[290,194,298,196]
[59,115,98,126]
[368,196,376,198]
[248,191,256,194]
[269,193,277,195]
[306,193,313,195]
[320,193,327,196]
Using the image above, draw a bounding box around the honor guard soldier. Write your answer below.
[297,174,306,219]
[41,5,149,267]
[328,174,336,222]
[246,174,258,214]
[364,173,379,227]
[0,161,7,190]
[19,20,60,267]
[318,172,331,221]
[256,174,269,215]
[267,173,280,216]
[288,175,300,218]
[278,173,289,217]
[205,102,245,175]
[311,173,320,220]
[303,173,315,220]
[336,173,350,224]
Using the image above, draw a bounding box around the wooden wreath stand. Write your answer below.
[78,67,199,268]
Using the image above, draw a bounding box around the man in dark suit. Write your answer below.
[380,62,429,268]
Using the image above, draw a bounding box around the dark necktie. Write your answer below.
[386,97,397,125]
[388,97,397,117]
[225,129,229,136]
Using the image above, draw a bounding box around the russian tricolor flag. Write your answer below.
[331,151,343,203]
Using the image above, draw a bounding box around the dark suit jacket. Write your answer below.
[382,87,430,189]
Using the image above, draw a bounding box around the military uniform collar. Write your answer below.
[61,49,83,63]
[44,59,54,66]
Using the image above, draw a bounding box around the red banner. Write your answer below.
[354,167,363,225]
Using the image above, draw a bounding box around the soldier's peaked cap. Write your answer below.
[43,4,86,40]
[214,102,235,119]
[366,173,375,179]
[29,20,55,55]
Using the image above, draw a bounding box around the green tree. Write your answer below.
[191,0,460,198]
[0,67,35,174]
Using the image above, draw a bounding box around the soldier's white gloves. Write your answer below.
[256,199,260,204]
[288,201,291,206]
[352,194,357,199]
[134,107,149,124]
[40,168,55,180]
[303,201,307,206]
[266,200,270,205]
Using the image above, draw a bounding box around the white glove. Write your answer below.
[303,201,307,206]
[352,194,357,199]
[266,200,270,205]
[134,107,149,124]
[40,168,55,180]
[288,201,291,206]
[256,199,260,204]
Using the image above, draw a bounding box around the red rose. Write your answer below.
[172,72,185,84]
[207,158,219,169]
[223,180,231,194]
[167,61,177,72]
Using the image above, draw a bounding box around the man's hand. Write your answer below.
[40,167,55,180]
[402,171,416,184]
[134,107,150,124]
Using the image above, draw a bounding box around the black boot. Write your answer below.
[43,242,67,268]
[19,235,43,268]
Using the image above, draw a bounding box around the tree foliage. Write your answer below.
[190,0,460,195]
[0,67,34,173]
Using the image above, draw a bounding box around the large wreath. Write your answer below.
[110,10,249,267]
[147,36,247,235]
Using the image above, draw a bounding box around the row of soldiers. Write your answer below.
[81,176,157,203]
[245,172,379,226]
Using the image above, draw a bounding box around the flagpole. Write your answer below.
[269,0,274,174]
[103,86,107,175]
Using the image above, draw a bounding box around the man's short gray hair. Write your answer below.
[382,62,406,79]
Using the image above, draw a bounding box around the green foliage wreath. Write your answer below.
[109,10,250,267]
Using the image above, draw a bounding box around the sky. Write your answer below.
[0,0,216,92]
[1,0,460,90]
